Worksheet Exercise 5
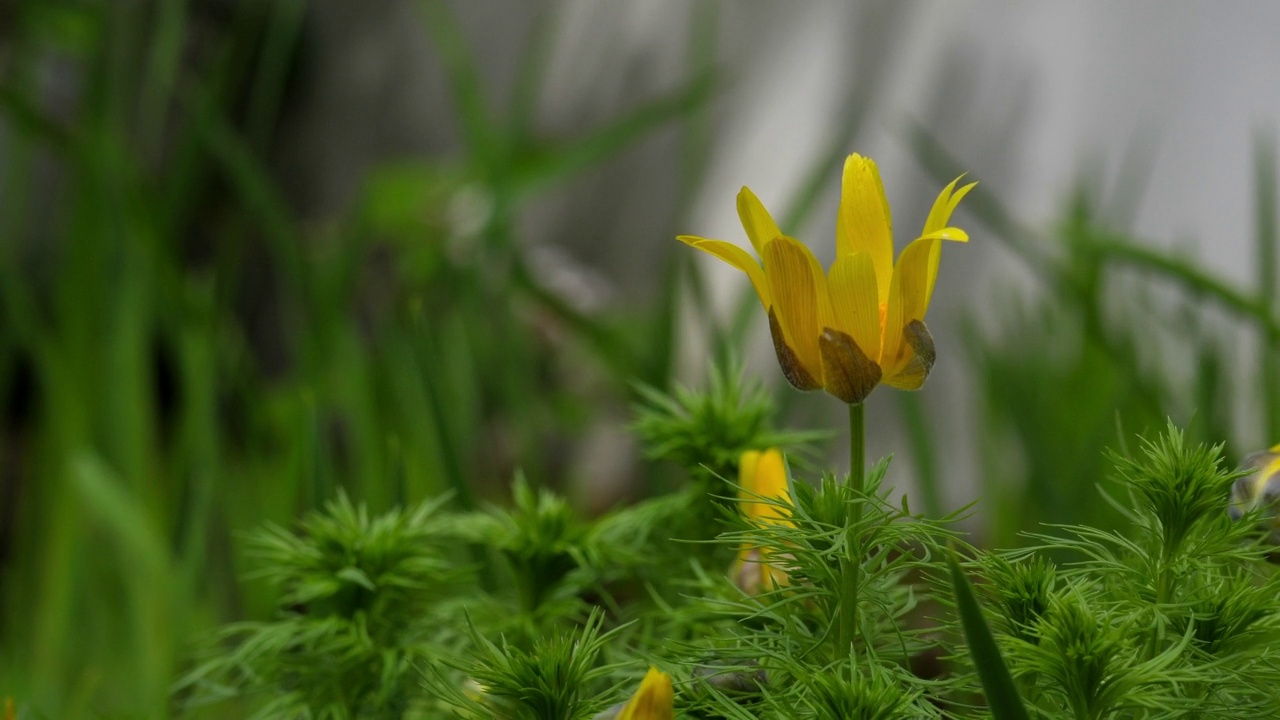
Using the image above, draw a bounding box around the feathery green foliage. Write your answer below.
[424,610,620,720]
[633,361,824,483]
[972,425,1280,719]
[179,495,465,718]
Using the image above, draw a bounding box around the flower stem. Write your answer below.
[849,402,865,490]
[838,402,867,660]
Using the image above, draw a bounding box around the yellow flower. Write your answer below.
[730,448,793,594]
[678,154,974,404]
[1230,443,1280,541]
[616,667,674,720]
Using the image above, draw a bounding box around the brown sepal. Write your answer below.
[895,319,937,389]
[818,327,882,404]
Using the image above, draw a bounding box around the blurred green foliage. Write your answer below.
[0,0,717,715]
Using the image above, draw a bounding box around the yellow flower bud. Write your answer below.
[615,667,674,720]
[730,448,793,593]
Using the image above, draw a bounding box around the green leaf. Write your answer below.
[337,566,377,592]
[947,546,1031,720]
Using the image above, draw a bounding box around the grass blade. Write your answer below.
[1254,131,1280,442]
[947,546,1031,720]
[509,72,714,195]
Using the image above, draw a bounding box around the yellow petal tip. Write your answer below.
[919,227,969,243]
[617,667,674,720]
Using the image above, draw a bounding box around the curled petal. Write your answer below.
[676,235,771,309]
[920,226,969,243]
[736,187,783,256]
[923,177,977,237]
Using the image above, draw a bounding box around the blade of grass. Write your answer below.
[648,0,719,386]
[1254,131,1279,442]
[506,3,555,147]
[1094,238,1280,337]
[419,0,496,167]
[0,82,75,154]
[138,0,187,158]
[898,392,942,518]
[409,306,475,511]
[508,72,715,196]
[246,0,305,150]
[1105,126,1159,231]
[947,546,1031,720]
[173,278,220,580]
[906,121,1052,282]
[69,451,175,713]
[188,86,309,317]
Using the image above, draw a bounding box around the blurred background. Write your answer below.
[3,0,1280,716]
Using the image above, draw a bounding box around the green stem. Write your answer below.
[838,402,868,661]
[849,402,865,490]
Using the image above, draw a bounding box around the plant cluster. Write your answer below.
[181,369,1280,720]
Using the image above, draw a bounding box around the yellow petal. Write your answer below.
[1262,453,1280,485]
[738,449,761,500]
[881,236,939,374]
[617,667,674,720]
[836,154,894,302]
[923,177,977,237]
[676,235,771,310]
[768,309,820,391]
[920,226,969,243]
[737,187,783,256]
[743,448,790,524]
[891,227,969,328]
[762,237,832,386]
[892,236,940,327]
[827,251,882,361]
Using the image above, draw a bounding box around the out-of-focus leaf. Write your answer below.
[509,73,715,195]
[948,546,1031,720]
